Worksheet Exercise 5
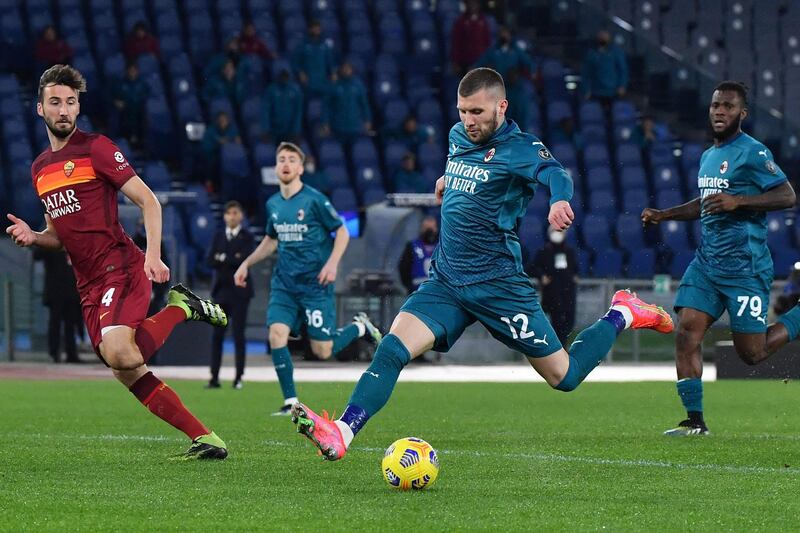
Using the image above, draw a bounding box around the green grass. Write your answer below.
[1,378,799,531]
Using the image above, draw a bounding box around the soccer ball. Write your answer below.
[381,437,440,490]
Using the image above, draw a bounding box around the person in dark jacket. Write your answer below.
[526,225,578,344]
[206,201,256,389]
[34,249,82,363]
[398,216,439,294]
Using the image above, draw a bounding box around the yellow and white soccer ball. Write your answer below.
[381,437,439,490]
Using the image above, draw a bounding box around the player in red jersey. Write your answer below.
[6,65,229,459]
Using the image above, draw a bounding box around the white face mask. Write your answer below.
[549,231,566,244]
[305,163,316,173]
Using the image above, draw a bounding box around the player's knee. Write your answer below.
[736,348,763,366]
[268,330,288,348]
[102,346,143,371]
[310,343,332,360]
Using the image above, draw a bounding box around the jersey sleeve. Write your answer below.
[518,142,574,203]
[746,146,787,191]
[90,136,137,189]
[314,195,344,232]
[265,202,278,239]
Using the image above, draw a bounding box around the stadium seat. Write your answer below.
[350,137,379,169]
[325,165,351,189]
[616,143,643,167]
[579,101,604,125]
[771,247,797,278]
[592,249,624,277]
[581,214,612,253]
[661,219,691,252]
[318,139,346,168]
[383,141,408,172]
[580,123,606,144]
[583,143,610,169]
[649,142,675,168]
[176,95,203,123]
[252,141,276,169]
[612,100,637,125]
[550,142,577,169]
[626,248,657,278]
[362,186,387,206]
[189,210,218,248]
[652,165,681,193]
[330,187,359,211]
[587,190,617,219]
[547,100,572,126]
[518,216,544,255]
[381,100,410,130]
[669,250,695,278]
[767,212,792,248]
[143,161,172,191]
[418,143,444,172]
[586,167,614,192]
[615,214,647,252]
[355,166,383,191]
[619,166,648,193]
[220,143,250,178]
[656,190,683,211]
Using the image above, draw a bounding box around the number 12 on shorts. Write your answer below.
[736,295,762,318]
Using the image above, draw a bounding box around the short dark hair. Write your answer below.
[38,64,87,102]
[714,80,748,108]
[276,141,306,163]
[224,200,243,212]
[458,67,506,99]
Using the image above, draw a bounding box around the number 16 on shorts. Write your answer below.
[305,309,323,328]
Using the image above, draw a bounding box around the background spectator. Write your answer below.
[392,152,426,193]
[632,115,657,149]
[550,116,585,151]
[124,21,159,61]
[33,249,82,363]
[262,68,303,142]
[505,68,532,132]
[206,201,255,390]
[581,30,628,109]
[475,27,535,78]
[202,111,241,189]
[239,21,275,61]
[382,115,431,151]
[398,216,439,294]
[203,59,245,106]
[205,37,242,81]
[113,62,149,147]
[291,19,336,98]
[450,0,492,75]
[526,225,578,345]
[34,25,73,70]
[321,62,371,142]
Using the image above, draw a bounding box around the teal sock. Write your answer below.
[676,377,703,415]
[331,323,361,356]
[348,333,410,417]
[270,346,296,400]
[556,320,617,392]
[777,304,800,341]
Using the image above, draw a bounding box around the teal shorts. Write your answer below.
[400,272,562,357]
[267,285,337,341]
[675,259,771,334]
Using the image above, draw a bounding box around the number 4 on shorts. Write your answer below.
[102,287,115,307]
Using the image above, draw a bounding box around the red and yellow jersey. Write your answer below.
[30,129,143,291]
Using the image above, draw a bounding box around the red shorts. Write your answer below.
[80,256,152,351]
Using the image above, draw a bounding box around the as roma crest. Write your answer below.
[63,160,75,177]
[484,148,496,162]
[297,208,305,221]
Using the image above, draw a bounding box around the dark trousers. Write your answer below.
[210,294,251,382]
[47,299,81,362]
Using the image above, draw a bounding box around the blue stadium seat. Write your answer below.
[579,101,604,125]
[612,100,637,124]
[221,143,250,178]
[580,123,606,144]
[378,13,407,56]
[122,10,149,33]
[661,219,691,252]
[583,143,610,169]
[7,141,32,165]
[550,142,577,169]
[71,54,98,87]
[581,214,612,252]
[616,143,642,167]
[616,214,646,252]
[588,190,617,219]
[669,250,695,277]
[66,34,91,56]
[28,11,54,37]
[137,53,160,78]
[143,161,171,191]
[355,166,383,191]
[209,97,235,119]
[168,54,193,79]
[586,167,613,192]
[681,142,705,172]
[156,11,182,38]
[0,11,26,47]
[252,141,276,169]
[160,35,185,57]
[767,212,792,248]
[518,216,544,255]
[416,98,444,127]
[626,248,656,278]
[188,210,218,248]
[418,143,444,171]
[60,12,85,34]
[656,190,683,211]
[0,96,22,117]
[652,165,681,192]
[771,247,797,278]
[649,142,675,168]
[331,187,359,211]
[381,100,410,130]
[325,165,351,189]
[592,249,624,277]
[619,166,647,193]
[0,75,19,98]
[362,187,387,206]
[319,139,346,168]
[547,100,572,125]
[3,117,27,141]
[350,137,379,168]
[176,94,203,123]
[102,53,125,82]
[622,189,650,215]
[383,141,407,172]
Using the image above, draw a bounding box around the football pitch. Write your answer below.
[1,378,798,531]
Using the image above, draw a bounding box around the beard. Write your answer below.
[469,110,500,145]
[710,114,741,141]
[44,116,76,139]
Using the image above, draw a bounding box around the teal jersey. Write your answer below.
[695,133,787,277]
[265,184,343,291]
[433,120,574,286]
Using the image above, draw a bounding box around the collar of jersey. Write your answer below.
[453,119,519,152]
[713,131,744,149]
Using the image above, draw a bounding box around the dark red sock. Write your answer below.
[134,306,186,362]
[129,371,210,440]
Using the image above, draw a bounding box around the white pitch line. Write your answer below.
[262,440,799,476]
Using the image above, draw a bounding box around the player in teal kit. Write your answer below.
[234,142,382,415]
[291,68,674,461]
[642,81,798,436]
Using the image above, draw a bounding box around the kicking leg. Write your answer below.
[732,304,800,364]
[663,308,714,436]
[292,312,436,460]
[528,289,674,391]
[100,326,227,459]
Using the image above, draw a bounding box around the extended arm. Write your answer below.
[6,213,63,250]
[234,235,277,287]
[641,197,701,225]
[703,181,796,215]
[120,177,169,282]
[318,224,349,285]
